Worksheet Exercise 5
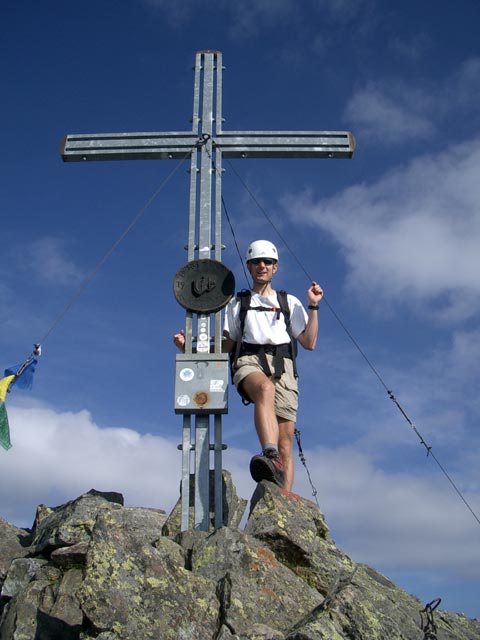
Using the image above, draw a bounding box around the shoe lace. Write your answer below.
[263,448,280,461]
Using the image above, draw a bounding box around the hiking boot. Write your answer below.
[250,448,285,487]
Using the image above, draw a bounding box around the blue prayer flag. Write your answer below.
[4,358,38,390]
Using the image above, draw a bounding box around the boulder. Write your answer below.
[0,480,478,640]
[163,469,247,537]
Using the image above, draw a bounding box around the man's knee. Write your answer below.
[243,374,275,403]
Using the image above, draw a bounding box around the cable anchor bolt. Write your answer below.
[196,133,211,147]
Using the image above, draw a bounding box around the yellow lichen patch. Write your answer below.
[146,576,167,589]
[121,558,137,571]
[112,621,124,634]
[195,597,211,612]
[192,543,216,569]
[275,511,287,529]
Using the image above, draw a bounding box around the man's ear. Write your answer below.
[272,262,278,275]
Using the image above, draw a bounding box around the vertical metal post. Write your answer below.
[184,51,226,531]
[214,414,223,529]
[180,414,191,531]
[194,414,210,530]
[213,53,224,529]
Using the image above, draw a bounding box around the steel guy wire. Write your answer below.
[37,152,192,346]
[221,195,250,287]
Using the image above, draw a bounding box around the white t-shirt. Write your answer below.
[224,291,308,345]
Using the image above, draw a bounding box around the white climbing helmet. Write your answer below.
[245,240,278,263]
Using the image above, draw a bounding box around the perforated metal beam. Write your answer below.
[60,132,199,161]
[215,131,355,158]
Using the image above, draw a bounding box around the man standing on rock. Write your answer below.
[174,240,323,493]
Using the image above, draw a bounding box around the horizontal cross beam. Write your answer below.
[60,132,200,162]
[60,130,355,162]
[215,131,355,159]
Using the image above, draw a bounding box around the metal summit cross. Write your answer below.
[61,50,355,532]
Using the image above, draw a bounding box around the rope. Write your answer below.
[224,161,480,529]
[37,153,192,346]
[200,137,250,287]
[221,195,250,287]
[420,598,441,639]
[294,428,320,507]
[13,344,42,378]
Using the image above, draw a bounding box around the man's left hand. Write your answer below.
[307,281,323,305]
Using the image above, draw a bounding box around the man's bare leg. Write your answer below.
[242,371,288,487]
[241,372,279,448]
[278,418,295,491]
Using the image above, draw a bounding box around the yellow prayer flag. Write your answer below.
[0,375,15,402]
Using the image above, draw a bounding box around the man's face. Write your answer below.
[247,258,278,284]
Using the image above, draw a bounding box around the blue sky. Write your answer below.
[2,0,480,619]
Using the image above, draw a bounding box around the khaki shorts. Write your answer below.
[232,353,299,422]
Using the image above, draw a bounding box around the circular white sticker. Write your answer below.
[176,394,190,407]
[179,368,194,382]
[197,343,209,353]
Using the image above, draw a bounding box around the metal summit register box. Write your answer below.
[174,353,229,414]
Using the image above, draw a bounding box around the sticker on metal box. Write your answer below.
[210,380,224,392]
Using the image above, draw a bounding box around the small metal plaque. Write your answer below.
[173,259,235,313]
[175,354,229,414]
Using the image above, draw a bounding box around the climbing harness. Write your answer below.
[231,289,298,382]
[420,598,441,640]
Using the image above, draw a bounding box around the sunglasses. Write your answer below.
[248,258,277,266]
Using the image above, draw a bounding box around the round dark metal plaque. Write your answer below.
[173,259,235,313]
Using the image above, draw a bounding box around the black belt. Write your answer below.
[239,342,293,379]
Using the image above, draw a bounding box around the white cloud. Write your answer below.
[0,404,181,527]
[447,57,480,111]
[344,57,480,145]
[295,446,480,578]
[344,82,435,144]
[144,0,368,36]
[144,0,295,31]
[284,136,480,322]
[388,33,431,62]
[14,236,83,287]
[143,0,196,26]
[0,401,262,529]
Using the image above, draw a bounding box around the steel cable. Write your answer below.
[37,153,192,346]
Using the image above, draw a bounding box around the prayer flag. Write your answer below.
[0,374,15,402]
[4,358,38,390]
[0,402,12,450]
